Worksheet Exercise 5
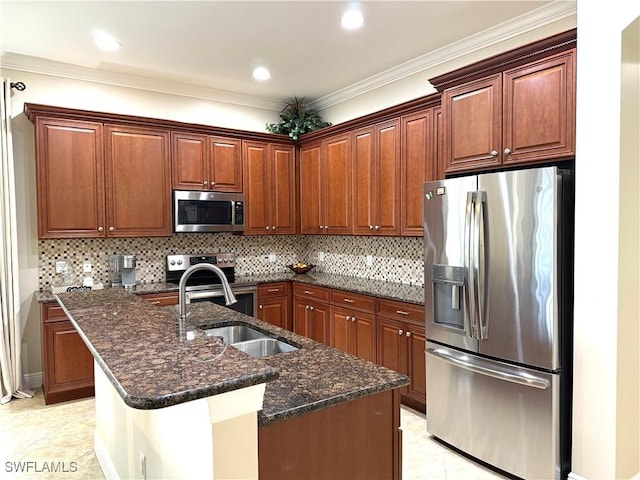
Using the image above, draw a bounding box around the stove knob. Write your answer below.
[177,259,183,266]
[170,260,176,266]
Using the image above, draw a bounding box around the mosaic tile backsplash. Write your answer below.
[39,234,424,289]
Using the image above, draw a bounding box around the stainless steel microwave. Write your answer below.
[174,190,244,233]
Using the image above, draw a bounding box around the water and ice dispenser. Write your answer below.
[431,265,465,330]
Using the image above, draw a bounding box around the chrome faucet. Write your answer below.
[178,263,237,322]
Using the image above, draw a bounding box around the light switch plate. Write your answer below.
[318,252,325,262]
[366,255,373,267]
[268,253,276,262]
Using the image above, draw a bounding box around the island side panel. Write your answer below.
[258,388,401,480]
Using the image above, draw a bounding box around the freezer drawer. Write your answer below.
[426,342,561,480]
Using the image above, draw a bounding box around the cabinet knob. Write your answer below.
[266,226,270,230]
[211,181,216,186]
[98,226,104,232]
[490,150,498,157]
[272,226,276,230]
[109,226,115,232]
[310,305,314,311]
[346,316,351,321]
[369,225,373,230]
[203,181,208,186]
[306,305,310,310]
[351,317,356,322]
[398,329,404,335]
[504,148,512,155]
[375,225,380,230]
[406,331,412,337]
[259,304,263,309]
[324,225,328,230]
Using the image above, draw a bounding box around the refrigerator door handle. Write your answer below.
[464,191,477,338]
[426,347,550,390]
[475,190,488,339]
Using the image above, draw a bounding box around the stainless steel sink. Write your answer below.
[203,324,298,357]
[203,325,270,343]
[232,338,298,358]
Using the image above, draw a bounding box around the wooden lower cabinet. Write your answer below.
[138,292,179,306]
[42,303,94,404]
[293,298,330,345]
[330,306,376,363]
[259,389,402,480]
[257,282,291,330]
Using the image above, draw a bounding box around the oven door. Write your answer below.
[186,285,257,317]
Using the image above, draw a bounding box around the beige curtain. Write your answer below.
[0,78,33,403]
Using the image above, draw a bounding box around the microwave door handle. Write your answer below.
[464,191,476,339]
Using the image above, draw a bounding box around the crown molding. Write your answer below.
[309,1,576,110]
[0,53,283,111]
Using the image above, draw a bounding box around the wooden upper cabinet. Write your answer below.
[323,133,352,235]
[442,48,576,174]
[104,124,172,237]
[243,140,295,235]
[400,109,436,236]
[171,133,242,192]
[502,50,576,165]
[35,117,106,239]
[353,119,401,236]
[300,134,352,235]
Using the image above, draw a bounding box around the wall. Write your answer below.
[571,2,640,479]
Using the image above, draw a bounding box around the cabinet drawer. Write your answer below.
[139,292,179,306]
[377,299,425,324]
[43,302,68,322]
[258,282,288,298]
[293,283,330,302]
[330,289,375,313]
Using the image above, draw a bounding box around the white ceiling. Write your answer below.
[0,1,576,110]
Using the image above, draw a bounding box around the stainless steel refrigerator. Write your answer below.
[423,166,573,480]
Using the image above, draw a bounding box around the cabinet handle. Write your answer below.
[109,226,115,232]
[343,298,355,303]
[149,301,160,305]
[98,226,104,232]
[398,329,404,335]
[304,290,313,295]
[490,150,498,157]
[406,331,412,337]
[396,310,410,316]
[267,288,279,292]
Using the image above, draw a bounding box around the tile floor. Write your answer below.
[1,390,507,479]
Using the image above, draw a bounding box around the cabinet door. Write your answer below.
[104,125,172,237]
[502,50,576,165]
[434,107,445,181]
[258,297,289,330]
[209,137,242,192]
[401,109,434,236]
[310,302,330,345]
[330,307,352,355]
[270,143,296,234]
[171,132,208,190]
[293,298,311,337]
[299,142,323,234]
[375,119,401,235]
[443,74,502,174]
[377,317,407,378]
[323,133,352,234]
[243,141,270,234]
[35,117,105,239]
[352,312,376,363]
[352,126,375,235]
[43,321,94,404]
[406,324,427,405]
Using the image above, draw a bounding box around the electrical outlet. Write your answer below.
[268,253,276,262]
[318,252,325,262]
[83,261,92,273]
[139,450,146,479]
[55,261,67,274]
[366,255,373,267]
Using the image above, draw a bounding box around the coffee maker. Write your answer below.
[109,254,137,288]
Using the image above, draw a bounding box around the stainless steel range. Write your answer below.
[166,253,257,316]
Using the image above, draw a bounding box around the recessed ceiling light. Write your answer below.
[340,9,364,30]
[253,66,271,81]
[93,30,121,52]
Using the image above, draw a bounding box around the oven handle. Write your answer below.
[185,286,257,303]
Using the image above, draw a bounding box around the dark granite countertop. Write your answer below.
[54,289,409,426]
[37,272,424,306]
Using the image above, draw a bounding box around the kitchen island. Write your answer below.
[55,288,409,479]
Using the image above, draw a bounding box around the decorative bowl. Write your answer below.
[287,263,315,274]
